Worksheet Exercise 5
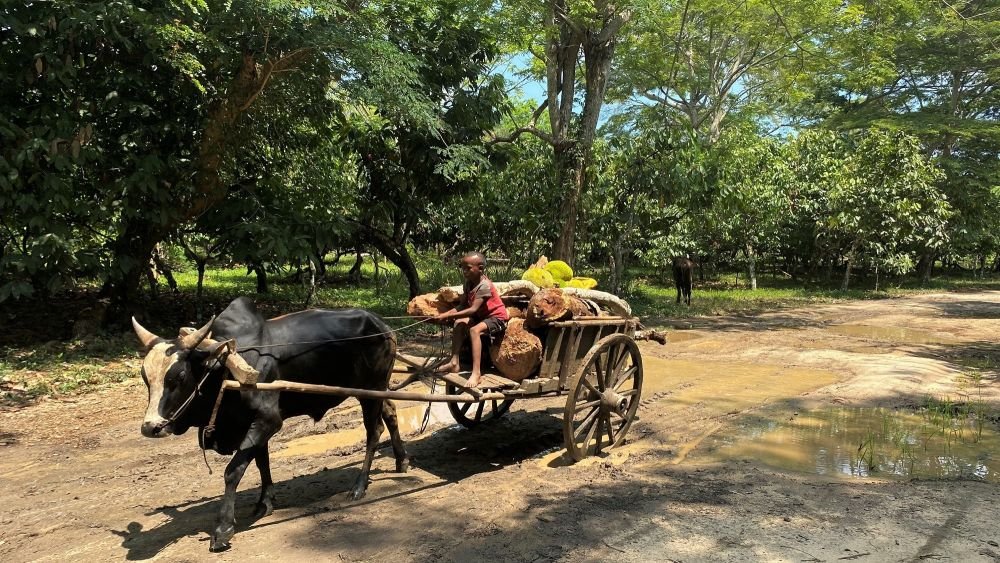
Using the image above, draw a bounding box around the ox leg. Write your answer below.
[252,445,275,521]
[381,399,410,473]
[210,448,254,552]
[211,418,281,552]
[348,398,385,501]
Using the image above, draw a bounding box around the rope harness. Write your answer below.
[234,317,435,352]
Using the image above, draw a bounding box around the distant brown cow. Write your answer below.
[672,256,694,305]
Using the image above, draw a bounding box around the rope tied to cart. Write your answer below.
[234,316,438,352]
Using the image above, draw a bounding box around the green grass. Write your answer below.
[0,335,138,407]
[2,255,998,407]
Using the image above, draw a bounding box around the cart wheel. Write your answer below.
[445,382,515,428]
[563,333,643,461]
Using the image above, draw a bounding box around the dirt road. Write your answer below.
[2,291,999,562]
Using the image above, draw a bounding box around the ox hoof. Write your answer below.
[252,500,274,521]
[347,486,368,502]
[396,455,411,473]
[210,525,235,552]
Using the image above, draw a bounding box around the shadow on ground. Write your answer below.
[116,410,564,560]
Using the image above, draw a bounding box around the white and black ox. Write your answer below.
[132,297,410,552]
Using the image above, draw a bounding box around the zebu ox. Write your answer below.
[132,297,409,552]
[672,256,694,306]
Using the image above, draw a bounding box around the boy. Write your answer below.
[435,252,509,387]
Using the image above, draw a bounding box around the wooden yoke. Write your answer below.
[179,327,261,385]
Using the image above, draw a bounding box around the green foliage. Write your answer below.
[0,0,995,310]
[0,0,443,303]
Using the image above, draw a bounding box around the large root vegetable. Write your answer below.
[489,318,542,381]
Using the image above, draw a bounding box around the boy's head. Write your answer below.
[459,252,486,282]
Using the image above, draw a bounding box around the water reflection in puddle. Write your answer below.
[826,325,959,345]
[690,407,1000,482]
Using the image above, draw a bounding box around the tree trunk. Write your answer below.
[361,226,421,298]
[196,260,206,320]
[348,250,364,283]
[489,319,542,381]
[152,246,178,293]
[103,219,161,325]
[823,256,834,283]
[145,261,159,299]
[314,248,327,278]
[842,247,856,291]
[545,1,628,265]
[303,259,316,309]
[610,240,625,296]
[551,145,584,264]
[380,245,420,299]
[251,261,268,294]
[746,244,757,290]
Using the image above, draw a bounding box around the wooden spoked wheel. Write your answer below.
[445,382,515,428]
[563,333,643,461]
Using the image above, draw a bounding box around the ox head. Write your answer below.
[132,316,231,438]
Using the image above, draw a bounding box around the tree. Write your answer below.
[495,0,634,264]
[614,0,844,143]
[703,126,790,289]
[347,0,507,297]
[0,1,437,316]
[808,0,1000,280]
[826,129,949,289]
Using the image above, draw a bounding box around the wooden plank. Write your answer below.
[539,325,566,379]
[514,377,562,395]
[560,324,586,383]
[395,353,446,371]
[549,318,635,328]
[437,371,518,392]
[221,380,506,403]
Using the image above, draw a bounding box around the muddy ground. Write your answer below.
[2,291,1000,562]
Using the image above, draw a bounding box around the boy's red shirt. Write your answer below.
[463,275,509,322]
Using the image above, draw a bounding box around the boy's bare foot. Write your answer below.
[466,373,482,388]
[435,360,459,374]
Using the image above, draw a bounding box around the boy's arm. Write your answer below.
[436,296,486,322]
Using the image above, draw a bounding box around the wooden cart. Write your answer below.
[223,316,649,461]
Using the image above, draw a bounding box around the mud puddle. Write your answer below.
[826,324,959,345]
[664,331,703,344]
[639,356,840,413]
[275,402,454,458]
[535,357,842,468]
[689,406,1000,482]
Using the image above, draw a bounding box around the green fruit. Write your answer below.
[565,277,597,289]
[521,267,555,288]
[544,260,573,282]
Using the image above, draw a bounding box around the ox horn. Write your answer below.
[180,316,215,349]
[132,317,161,350]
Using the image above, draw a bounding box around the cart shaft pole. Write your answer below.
[221,379,506,403]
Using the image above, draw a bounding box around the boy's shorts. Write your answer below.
[481,316,508,344]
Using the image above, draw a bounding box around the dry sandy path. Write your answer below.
[1,291,999,562]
